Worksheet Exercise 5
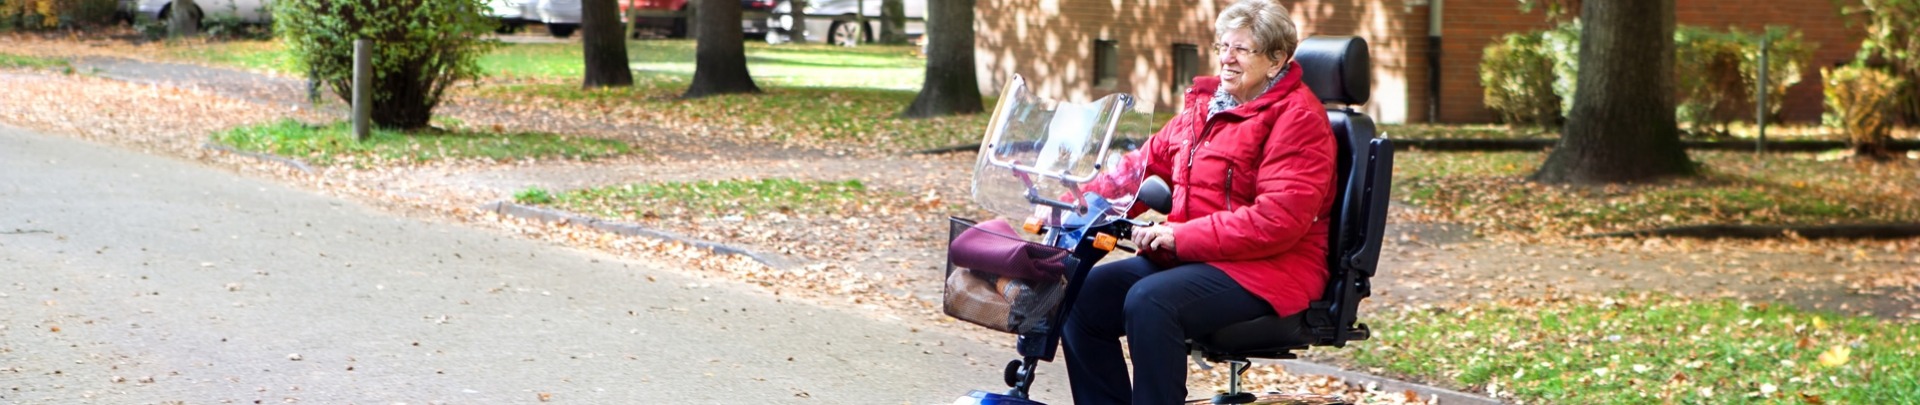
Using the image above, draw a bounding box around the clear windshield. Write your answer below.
[971,74,1156,224]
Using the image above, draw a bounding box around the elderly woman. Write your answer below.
[1059,0,1336,402]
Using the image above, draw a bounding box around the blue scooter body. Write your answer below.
[951,390,1050,405]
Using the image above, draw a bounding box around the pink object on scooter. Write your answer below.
[947,218,1067,280]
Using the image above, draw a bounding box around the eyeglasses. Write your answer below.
[1212,43,1257,58]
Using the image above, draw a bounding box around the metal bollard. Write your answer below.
[1755,34,1769,154]
[353,39,371,142]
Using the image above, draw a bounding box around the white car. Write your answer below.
[491,0,580,37]
[136,0,580,38]
[766,0,923,46]
[134,0,272,26]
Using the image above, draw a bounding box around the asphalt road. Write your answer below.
[0,126,1067,403]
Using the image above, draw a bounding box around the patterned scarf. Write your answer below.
[1207,64,1288,120]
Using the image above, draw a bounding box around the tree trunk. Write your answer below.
[787,0,807,44]
[1529,0,1693,184]
[682,0,760,98]
[901,0,980,118]
[583,0,633,88]
[169,0,198,37]
[878,0,906,44]
[679,0,699,38]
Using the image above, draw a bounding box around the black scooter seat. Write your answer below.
[1193,313,1313,357]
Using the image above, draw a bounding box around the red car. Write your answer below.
[624,0,774,38]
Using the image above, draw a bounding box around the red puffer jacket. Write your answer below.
[1133,61,1336,317]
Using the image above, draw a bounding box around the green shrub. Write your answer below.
[1541,21,1581,118]
[1673,26,1814,138]
[1675,26,1750,138]
[1842,0,1920,123]
[1743,26,1814,122]
[1477,22,1578,131]
[1679,26,1815,132]
[1480,32,1562,130]
[1823,65,1906,160]
[1483,22,1813,137]
[0,0,117,30]
[273,0,497,130]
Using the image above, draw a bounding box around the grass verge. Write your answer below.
[0,52,72,70]
[1380,123,1546,140]
[1394,150,1920,237]
[477,39,980,153]
[483,40,925,89]
[1343,294,1920,404]
[212,119,634,166]
[158,39,296,74]
[483,81,987,153]
[164,39,976,152]
[522,178,891,220]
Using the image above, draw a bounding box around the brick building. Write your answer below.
[973,0,1863,124]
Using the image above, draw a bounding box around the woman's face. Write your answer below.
[1216,28,1283,101]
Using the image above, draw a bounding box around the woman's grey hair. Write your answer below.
[1214,0,1300,62]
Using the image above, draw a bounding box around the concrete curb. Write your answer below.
[1574,223,1920,240]
[203,142,318,175]
[1274,360,1503,405]
[480,200,784,268]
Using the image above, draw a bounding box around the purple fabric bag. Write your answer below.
[948,218,1068,280]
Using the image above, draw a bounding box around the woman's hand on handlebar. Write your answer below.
[1021,205,1053,234]
[1131,224,1175,252]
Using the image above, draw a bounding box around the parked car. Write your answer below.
[624,0,773,39]
[765,0,923,46]
[489,0,580,37]
[488,0,535,33]
[133,0,272,26]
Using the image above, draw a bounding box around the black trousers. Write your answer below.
[1061,257,1275,404]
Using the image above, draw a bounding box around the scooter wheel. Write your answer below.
[1003,359,1024,388]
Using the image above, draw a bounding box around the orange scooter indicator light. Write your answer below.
[1092,233,1118,251]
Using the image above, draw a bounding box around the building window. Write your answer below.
[1172,43,1202,93]
[1095,39,1119,89]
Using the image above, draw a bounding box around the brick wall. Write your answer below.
[974,0,1426,122]
[974,0,1218,117]
[976,0,1862,124]
[1433,0,1554,123]
[1437,0,1861,123]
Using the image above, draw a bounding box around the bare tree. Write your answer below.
[1530,0,1693,184]
[683,0,760,98]
[901,0,980,118]
[583,0,634,88]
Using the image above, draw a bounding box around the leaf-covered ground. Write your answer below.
[1342,293,1919,404]
[4,31,1918,403]
[1395,150,1920,238]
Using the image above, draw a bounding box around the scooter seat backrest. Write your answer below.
[1297,35,1388,346]
[1297,36,1372,106]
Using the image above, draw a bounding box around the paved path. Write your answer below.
[76,56,319,112]
[0,125,1063,403]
